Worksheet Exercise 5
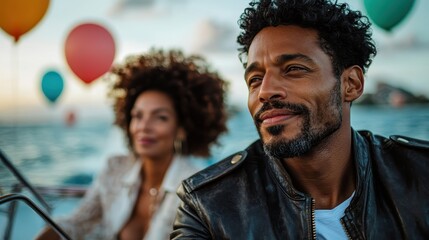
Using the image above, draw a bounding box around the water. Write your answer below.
[0,119,128,191]
[351,104,429,140]
[1,104,429,191]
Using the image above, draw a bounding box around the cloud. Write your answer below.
[108,0,187,18]
[376,31,429,52]
[190,19,238,53]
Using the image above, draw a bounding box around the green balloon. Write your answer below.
[363,0,415,31]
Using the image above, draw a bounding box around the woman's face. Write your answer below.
[129,90,179,160]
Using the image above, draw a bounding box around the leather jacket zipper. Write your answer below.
[311,198,316,240]
[341,218,352,240]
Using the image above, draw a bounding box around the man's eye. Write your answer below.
[286,66,307,73]
[247,76,262,87]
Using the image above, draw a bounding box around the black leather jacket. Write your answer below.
[171,130,429,239]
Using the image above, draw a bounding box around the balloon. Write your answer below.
[0,0,50,42]
[363,0,415,32]
[64,23,116,85]
[41,70,64,103]
[65,110,76,127]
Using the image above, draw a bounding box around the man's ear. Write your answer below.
[342,65,364,102]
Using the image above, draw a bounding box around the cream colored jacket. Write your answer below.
[56,155,202,240]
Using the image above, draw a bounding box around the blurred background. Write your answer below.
[0,1,428,234]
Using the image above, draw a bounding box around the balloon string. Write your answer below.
[12,44,19,107]
[11,44,20,156]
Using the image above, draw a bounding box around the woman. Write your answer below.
[36,49,228,239]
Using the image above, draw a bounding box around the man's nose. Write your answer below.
[258,72,287,103]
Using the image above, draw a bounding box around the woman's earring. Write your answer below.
[174,128,186,156]
[174,139,183,155]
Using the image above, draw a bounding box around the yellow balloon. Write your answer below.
[0,0,50,43]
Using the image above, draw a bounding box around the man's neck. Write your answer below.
[282,127,356,209]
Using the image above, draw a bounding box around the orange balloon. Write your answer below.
[64,23,116,84]
[0,0,50,42]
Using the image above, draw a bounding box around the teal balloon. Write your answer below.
[41,70,64,103]
[363,0,416,32]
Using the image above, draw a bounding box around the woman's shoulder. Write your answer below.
[103,154,136,173]
[95,154,139,187]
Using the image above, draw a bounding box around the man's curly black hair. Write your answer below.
[237,0,377,77]
[106,49,228,157]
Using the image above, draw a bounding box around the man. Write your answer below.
[171,0,429,239]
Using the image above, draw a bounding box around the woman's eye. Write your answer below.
[131,113,141,119]
[157,115,168,121]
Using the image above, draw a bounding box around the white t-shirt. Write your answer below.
[315,192,355,240]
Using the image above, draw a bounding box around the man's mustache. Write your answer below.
[254,100,309,125]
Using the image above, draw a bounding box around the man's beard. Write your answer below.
[254,80,342,159]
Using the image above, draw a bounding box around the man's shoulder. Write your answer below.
[182,151,247,193]
[358,130,429,151]
[357,130,429,178]
[387,135,429,150]
[181,140,263,193]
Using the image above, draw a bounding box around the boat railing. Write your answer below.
[32,184,87,198]
[0,193,72,240]
[0,149,52,213]
[0,148,85,239]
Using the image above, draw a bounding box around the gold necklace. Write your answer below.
[147,187,163,215]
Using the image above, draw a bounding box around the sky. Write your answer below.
[1,0,428,120]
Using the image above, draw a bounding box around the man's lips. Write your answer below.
[258,109,300,125]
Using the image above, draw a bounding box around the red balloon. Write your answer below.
[64,23,115,84]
